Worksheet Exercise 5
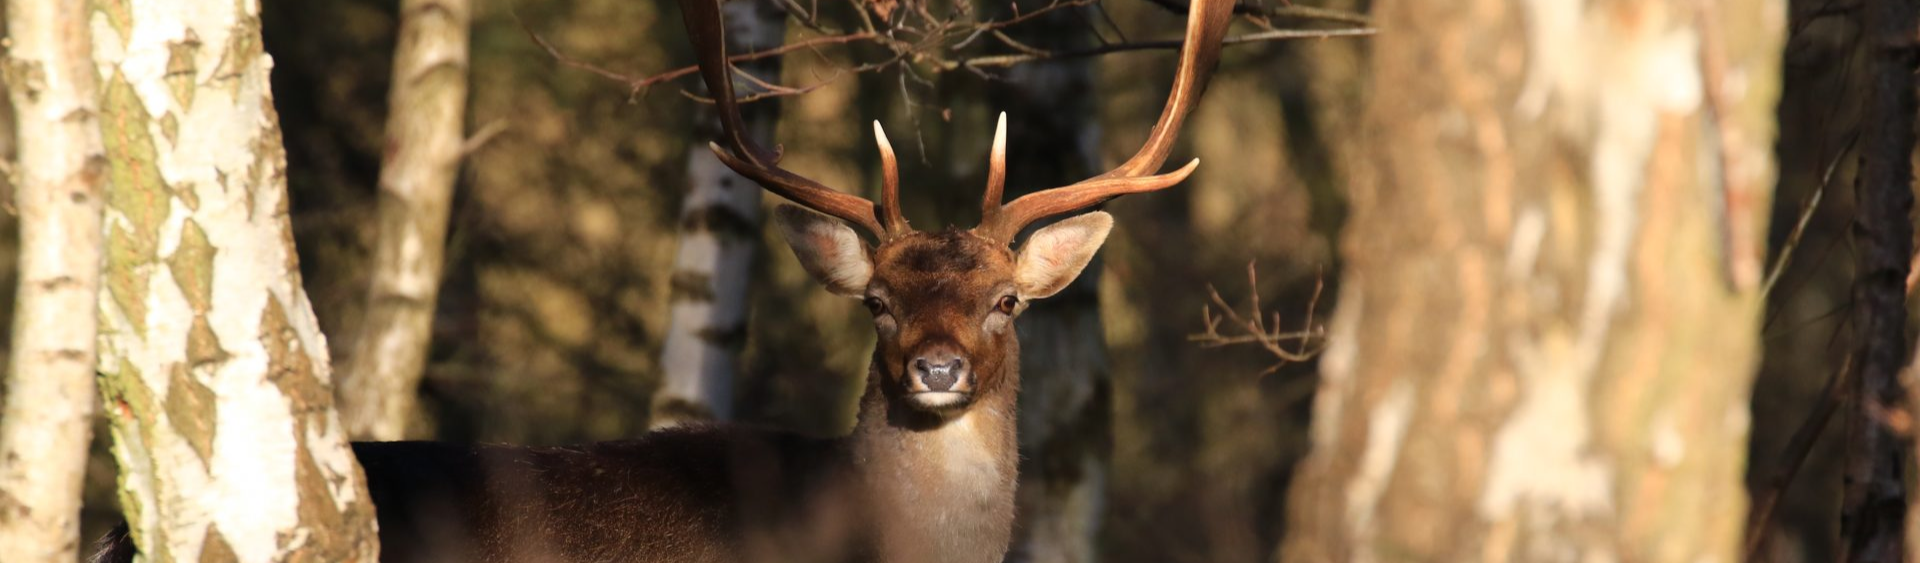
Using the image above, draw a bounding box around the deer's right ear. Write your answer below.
[773,204,873,297]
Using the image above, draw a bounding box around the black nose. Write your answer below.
[912,355,967,391]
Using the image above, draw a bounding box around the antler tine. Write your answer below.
[978,0,1233,242]
[680,0,886,238]
[872,121,910,234]
[981,113,1008,222]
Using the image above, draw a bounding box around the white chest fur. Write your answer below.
[863,410,1015,563]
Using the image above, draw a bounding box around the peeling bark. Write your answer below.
[652,0,786,428]
[1279,0,1784,561]
[0,0,107,560]
[90,0,380,560]
[988,3,1108,560]
[336,0,473,441]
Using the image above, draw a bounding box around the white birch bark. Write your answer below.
[336,0,472,441]
[89,0,380,560]
[0,0,108,560]
[652,0,786,428]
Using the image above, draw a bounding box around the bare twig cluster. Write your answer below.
[1190,262,1328,376]
[516,0,1373,102]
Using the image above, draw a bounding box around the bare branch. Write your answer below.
[1189,262,1329,374]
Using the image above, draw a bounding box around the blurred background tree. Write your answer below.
[1279,0,1783,560]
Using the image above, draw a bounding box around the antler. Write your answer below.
[976,0,1233,243]
[680,0,898,239]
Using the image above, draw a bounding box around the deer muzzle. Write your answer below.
[906,346,972,410]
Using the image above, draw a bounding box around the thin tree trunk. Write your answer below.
[1844,0,1916,559]
[990,4,1107,560]
[1278,0,1783,561]
[652,0,785,428]
[336,0,473,441]
[91,0,380,559]
[0,0,107,560]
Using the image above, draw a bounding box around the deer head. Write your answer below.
[680,0,1232,420]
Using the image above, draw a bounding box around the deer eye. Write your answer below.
[863,296,889,316]
[995,295,1019,315]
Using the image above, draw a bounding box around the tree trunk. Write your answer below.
[1848,0,1918,558]
[1278,0,1783,561]
[652,0,785,428]
[336,0,473,441]
[91,0,381,560]
[989,5,1108,561]
[0,0,107,560]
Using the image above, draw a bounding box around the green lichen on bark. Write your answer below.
[105,224,149,335]
[160,113,179,147]
[97,357,157,553]
[168,219,215,312]
[90,0,133,46]
[209,12,261,96]
[164,36,198,109]
[163,364,217,466]
[100,72,169,337]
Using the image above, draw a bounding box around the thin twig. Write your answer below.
[1189,262,1329,375]
[1762,131,1857,297]
[1136,0,1371,25]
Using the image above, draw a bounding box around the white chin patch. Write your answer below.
[908,392,970,410]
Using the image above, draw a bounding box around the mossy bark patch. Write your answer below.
[100,73,167,243]
[100,72,169,338]
[168,219,215,311]
[105,224,150,336]
[164,34,199,109]
[91,0,133,46]
[164,364,217,467]
[160,112,181,148]
[210,14,261,96]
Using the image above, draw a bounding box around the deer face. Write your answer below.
[774,206,1113,415]
[682,0,1227,419]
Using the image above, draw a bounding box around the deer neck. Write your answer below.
[847,353,1020,563]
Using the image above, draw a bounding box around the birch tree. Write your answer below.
[90,0,380,559]
[652,0,786,428]
[1279,0,1784,560]
[988,3,1108,559]
[0,0,107,560]
[336,0,472,441]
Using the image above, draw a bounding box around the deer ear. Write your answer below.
[773,204,873,297]
[1014,211,1113,300]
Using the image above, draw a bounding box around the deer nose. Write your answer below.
[911,355,968,392]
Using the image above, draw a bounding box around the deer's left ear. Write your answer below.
[1013,211,1113,300]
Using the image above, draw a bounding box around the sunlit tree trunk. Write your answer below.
[336,0,473,441]
[90,0,380,559]
[653,0,785,428]
[1279,0,1783,561]
[0,0,107,560]
[991,3,1108,560]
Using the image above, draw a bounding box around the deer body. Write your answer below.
[350,361,1018,563]
[347,231,1034,563]
[92,0,1229,560]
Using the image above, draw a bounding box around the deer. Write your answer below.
[92,0,1231,561]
